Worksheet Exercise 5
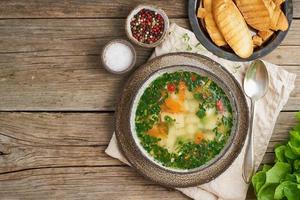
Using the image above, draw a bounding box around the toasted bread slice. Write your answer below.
[252,35,263,46]
[258,30,274,41]
[200,0,226,46]
[276,10,288,30]
[273,0,285,5]
[213,0,253,58]
[264,0,276,15]
[197,7,207,18]
[264,0,288,31]
[235,0,271,31]
[270,5,281,29]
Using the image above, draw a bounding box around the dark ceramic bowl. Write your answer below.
[188,0,293,62]
[115,53,249,187]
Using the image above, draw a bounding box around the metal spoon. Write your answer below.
[243,60,269,184]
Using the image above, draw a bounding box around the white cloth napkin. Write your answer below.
[105,24,296,200]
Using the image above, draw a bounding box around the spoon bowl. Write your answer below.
[244,60,269,100]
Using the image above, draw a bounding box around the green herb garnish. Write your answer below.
[196,107,206,119]
[164,115,176,125]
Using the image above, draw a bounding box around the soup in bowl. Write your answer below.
[132,70,234,171]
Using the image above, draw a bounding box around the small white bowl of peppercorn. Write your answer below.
[125,5,170,48]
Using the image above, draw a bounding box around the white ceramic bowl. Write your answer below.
[101,39,136,74]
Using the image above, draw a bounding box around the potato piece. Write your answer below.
[204,115,218,130]
[235,0,271,31]
[185,90,194,100]
[175,128,187,137]
[187,99,199,113]
[185,113,199,124]
[166,127,177,152]
[252,35,263,46]
[202,0,227,46]
[203,132,216,141]
[213,0,253,58]
[186,123,197,135]
[197,7,207,19]
[258,29,274,41]
[204,109,218,130]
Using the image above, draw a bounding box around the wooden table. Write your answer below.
[0,1,299,199]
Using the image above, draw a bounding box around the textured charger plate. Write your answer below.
[115,53,249,187]
[188,0,293,62]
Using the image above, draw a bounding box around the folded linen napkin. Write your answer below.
[105,23,296,200]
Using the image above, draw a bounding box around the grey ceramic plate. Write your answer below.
[115,53,249,187]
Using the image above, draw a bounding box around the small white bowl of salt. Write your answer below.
[102,39,136,74]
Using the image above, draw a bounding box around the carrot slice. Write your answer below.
[178,81,186,90]
[164,98,182,113]
[147,125,160,138]
[194,132,204,144]
[160,104,169,112]
[178,81,186,101]
[147,123,168,139]
[158,123,168,136]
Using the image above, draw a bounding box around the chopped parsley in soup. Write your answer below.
[135,71,233,170]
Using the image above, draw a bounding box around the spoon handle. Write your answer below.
[243,99,255,184]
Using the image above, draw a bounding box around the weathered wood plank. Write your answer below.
[0,0,299,18]
[0,19,299,111]
[0,112,114,146]
[0,0,187,18]
[0,165,259,200]
[0,155,285,200]
[0,166,188,200]
[0,112,297,174]
[0,61,298,111]
[0,19,299,52]
[0,112,122,174]
[0,111,297,199]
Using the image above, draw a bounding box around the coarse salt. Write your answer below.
[103,42,134,72]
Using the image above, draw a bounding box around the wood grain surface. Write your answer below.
[0,0,299,18]
[0,19,299,111]
[0,1,299,200]
[0,111,298,199]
